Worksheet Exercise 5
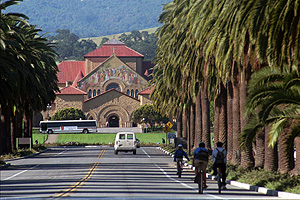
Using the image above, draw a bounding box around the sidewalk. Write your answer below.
[158,147,300,199]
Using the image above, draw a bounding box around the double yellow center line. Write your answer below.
[54,149,105,198]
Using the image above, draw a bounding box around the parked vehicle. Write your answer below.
[40,120,97,134]
[114,132,137,154]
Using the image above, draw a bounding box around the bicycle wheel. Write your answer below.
[217,171,222,194]
[198,170,203,194]
[177,161,182,178]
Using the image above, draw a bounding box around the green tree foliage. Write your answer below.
[119,31,158,61]
[5,0,171,37]
[51,108,86,120]
[48,29,97,62]
[132,104,169,127]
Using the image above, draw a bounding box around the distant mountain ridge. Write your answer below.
[5,0,171,38]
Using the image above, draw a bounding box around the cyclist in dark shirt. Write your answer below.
[174,144,190,174]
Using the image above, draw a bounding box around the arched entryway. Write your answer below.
[108,115,119,127]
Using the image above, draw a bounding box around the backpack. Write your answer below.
[195,149,208,161]
[215,148,225,164]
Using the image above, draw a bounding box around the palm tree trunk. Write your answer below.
[6,104,12,153]
[227,81,234,164]
[201,84,211,149]
[254,129,265,168]
[186,105,191,155]
[277,127,293,174]
[182,106,188,138]
[232,65,240,165]
[0,105,9,154]
[264,126,277,171]
[214,95,220,147]
[177,111,183,138]
[219,83,227,148]
[240,66,254,168]
[194,91,202,148]
[292,136,300,175]
[190,103,195,150]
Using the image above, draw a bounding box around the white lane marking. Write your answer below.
[154,163,224,199]
[3,149,68,181]
[141,148,151,158]
[4,164,40,180]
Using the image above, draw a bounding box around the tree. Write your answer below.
[48,29,97,61]
[51,108,86,120]
[0,0,59,153]
[241,66,300,174]
[132,104,168,128]
[118,30,158,61]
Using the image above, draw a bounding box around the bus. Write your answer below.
[40,120,97,134]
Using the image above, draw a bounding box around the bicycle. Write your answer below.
[176,159,183,178]
[217,168,222,194]
[196,168,204,194]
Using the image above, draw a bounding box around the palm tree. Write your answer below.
[242,66,300,174]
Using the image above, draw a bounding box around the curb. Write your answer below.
[157,147,300,199]
[0,149,49,169]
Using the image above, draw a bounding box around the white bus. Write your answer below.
[40,120,97,134]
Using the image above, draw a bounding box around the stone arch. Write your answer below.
[86,111,97,124]
[102,79,126,93]
[98,105,131,127]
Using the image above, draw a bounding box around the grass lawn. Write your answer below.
[32,132,167,145]
[32,134,48,144]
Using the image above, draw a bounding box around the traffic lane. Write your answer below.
[65,147,282,199]
[0,146,105,199]
[69,146,201,199]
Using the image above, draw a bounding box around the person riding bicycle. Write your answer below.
[212,142,227,189]
[174,144,190,174]
[193,142,209,188]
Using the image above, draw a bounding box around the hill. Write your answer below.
[5,0,171,38]
[80,27,158,46]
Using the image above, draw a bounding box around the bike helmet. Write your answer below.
[178,144,183,147]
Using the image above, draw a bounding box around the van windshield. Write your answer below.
[127,134,133,139]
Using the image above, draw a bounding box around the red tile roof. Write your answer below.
[72,71,85,87]
[56,85,87,95]
[57,61,85,84]
[84,40,144,58]
[139,86,155,95]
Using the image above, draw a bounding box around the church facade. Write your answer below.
[42,38,154,127]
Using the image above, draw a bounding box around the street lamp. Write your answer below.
[46,103,52,120]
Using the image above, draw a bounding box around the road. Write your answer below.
[1,146,283,199]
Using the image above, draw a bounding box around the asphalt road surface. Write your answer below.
[1,146,283,200]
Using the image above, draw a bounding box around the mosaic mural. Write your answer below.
[79,64,145,91]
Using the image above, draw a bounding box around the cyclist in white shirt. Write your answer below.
[212,142,227,189]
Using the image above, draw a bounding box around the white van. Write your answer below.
[114,132,137,155]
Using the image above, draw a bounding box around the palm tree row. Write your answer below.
[151,0,300,174]
[0,0,59,154]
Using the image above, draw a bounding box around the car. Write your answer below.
[114,132,137,155]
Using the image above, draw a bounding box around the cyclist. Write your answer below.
[193,142,209,188]
[174,144,190,174]
[212,142,227,189]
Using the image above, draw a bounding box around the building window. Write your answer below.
[127,89,130,95]
[131,89,134,97]
[93,89,96,97]
[106,83,121,91]
[97,89,101,95]
[88,89,92,98]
